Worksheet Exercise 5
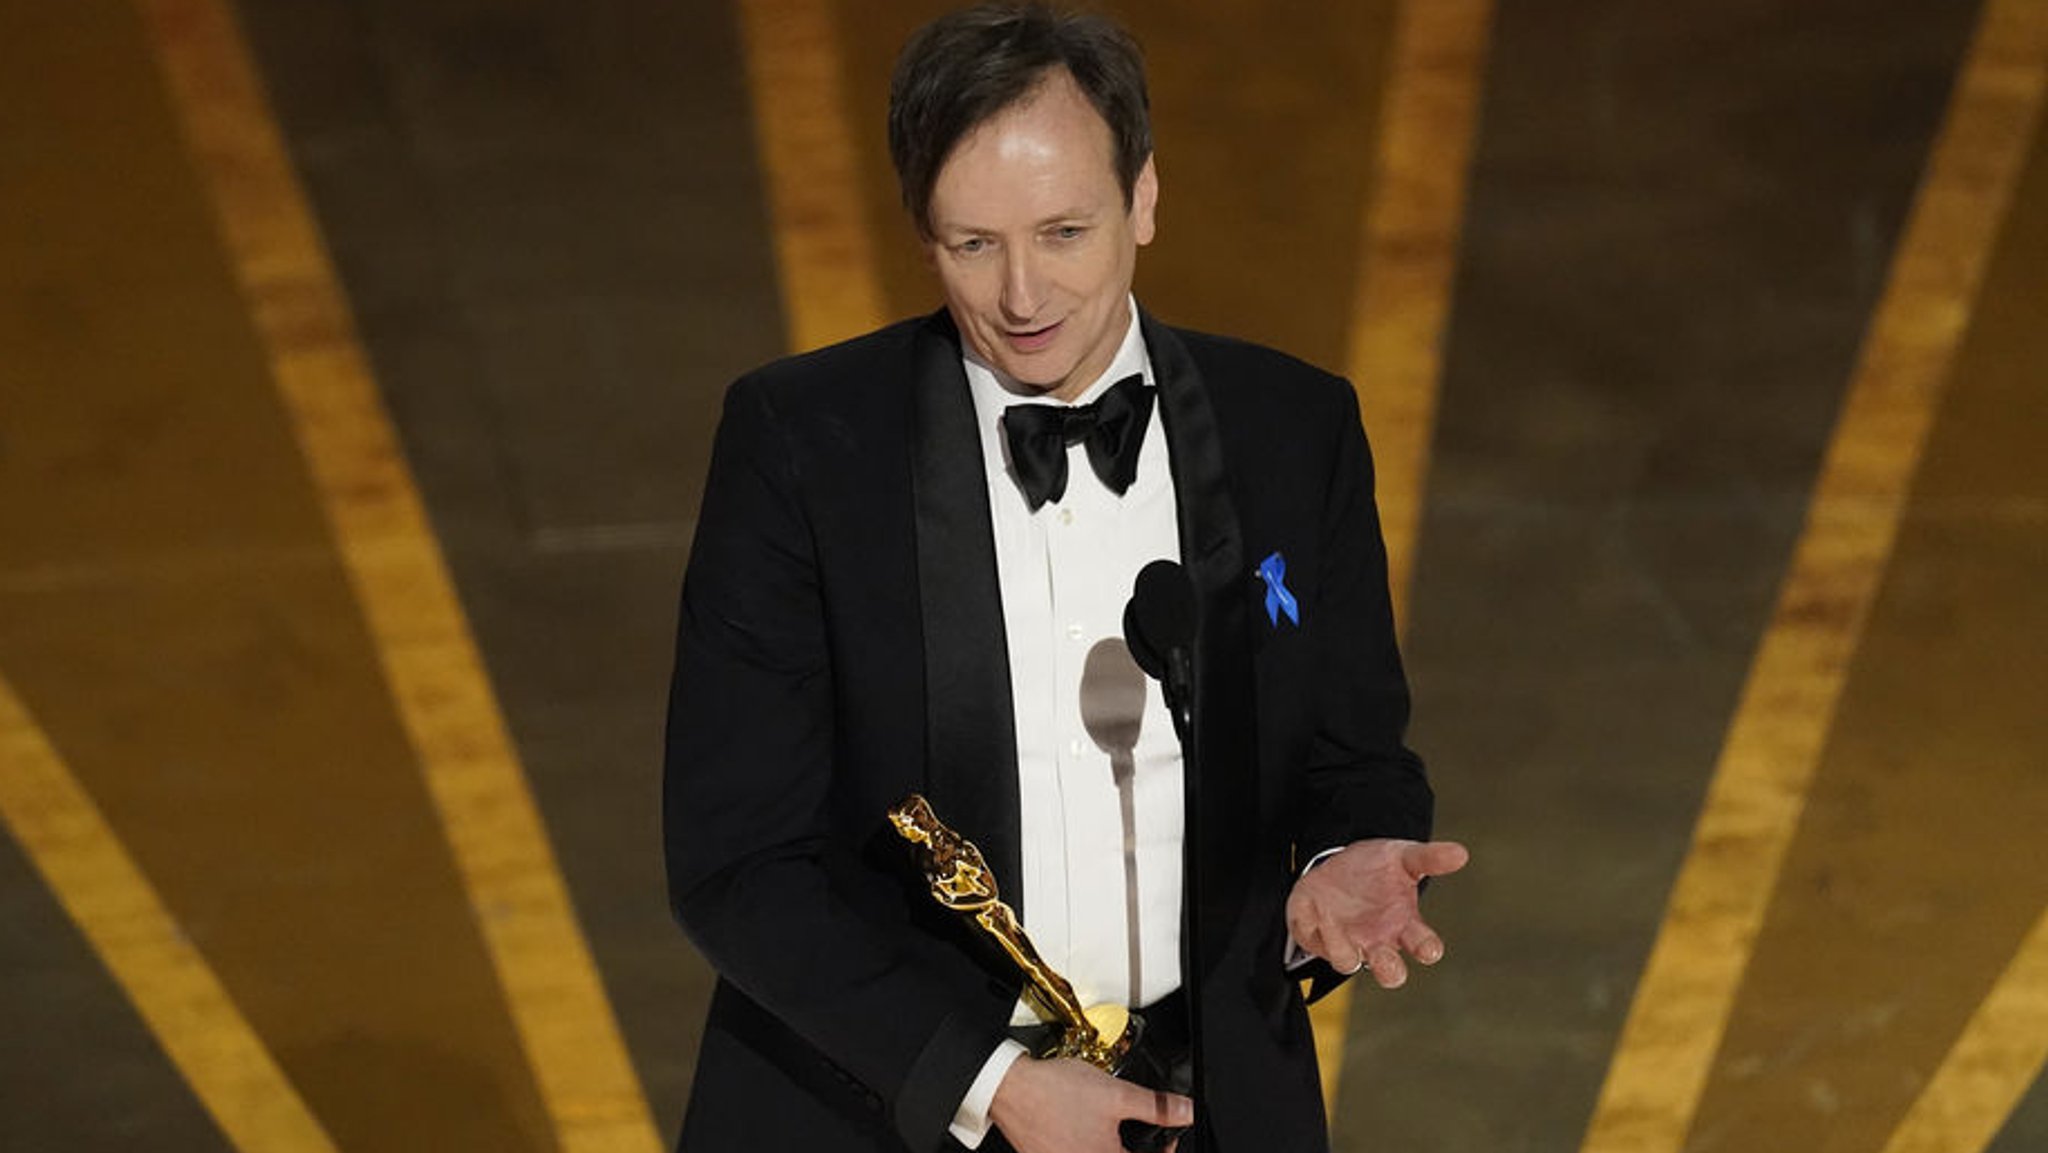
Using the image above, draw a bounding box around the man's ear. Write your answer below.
[1132,154,1159,246]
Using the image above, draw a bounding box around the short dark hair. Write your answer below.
[888,3,1152,237]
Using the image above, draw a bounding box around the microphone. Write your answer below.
[1122,559,1196,742]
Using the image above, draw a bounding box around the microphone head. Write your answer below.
[1123,559,1196,680]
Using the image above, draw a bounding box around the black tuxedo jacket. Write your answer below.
[664,308,1431,1152]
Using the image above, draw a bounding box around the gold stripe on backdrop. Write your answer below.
[1578,2,2048,1151]
[1345,0,1495,622]
[0,674,340,1153]
[132,2,664,1150]
[1881,906,2048,1153]
[1316,0,1495,1115]
[738,0,891,350]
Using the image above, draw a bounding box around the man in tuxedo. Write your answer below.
[663,5,1469,1152]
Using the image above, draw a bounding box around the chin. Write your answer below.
[1009,366,1078,394]
[989,351,1075,389]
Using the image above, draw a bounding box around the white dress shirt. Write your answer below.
[949,304,1185,1145]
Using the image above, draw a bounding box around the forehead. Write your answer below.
[929,74,1122,223]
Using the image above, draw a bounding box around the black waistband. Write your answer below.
[1005,987,1189,1056]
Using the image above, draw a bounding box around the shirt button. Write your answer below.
[1066,623,1085,641]
[1068,738,1086,756]
[1058,508,1074,526]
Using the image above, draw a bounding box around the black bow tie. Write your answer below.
[1001,374,1155,511]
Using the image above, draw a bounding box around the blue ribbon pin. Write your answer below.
[1256,552,1300,627]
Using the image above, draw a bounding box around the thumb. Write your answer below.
[1408,839,1470,878]
[1121,1083,1195,1127]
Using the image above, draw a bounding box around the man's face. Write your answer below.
[924,71,1158,401]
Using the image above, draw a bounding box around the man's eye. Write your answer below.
[956,238,988,255]
[1052,225,1085,241]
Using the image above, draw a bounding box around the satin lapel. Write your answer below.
[909,312,1024,909]
[1142,312,1258,976]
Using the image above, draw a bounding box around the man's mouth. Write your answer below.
[1002,320,1062,352]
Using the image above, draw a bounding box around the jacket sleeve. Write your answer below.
[663,375,1003,1151]
[1293,382,1436,1000]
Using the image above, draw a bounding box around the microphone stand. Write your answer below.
[1167,650,1205,1153]
[1122,561,1203,1153]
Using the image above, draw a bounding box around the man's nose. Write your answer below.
[999,248,1044,320]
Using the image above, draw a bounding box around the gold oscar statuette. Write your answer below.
[887,794,1136,1070]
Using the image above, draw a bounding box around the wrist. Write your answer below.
[988,1053,1039,1131]
[952,1041,1029,1147]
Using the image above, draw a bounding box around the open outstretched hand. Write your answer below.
[1285,838,1470,989]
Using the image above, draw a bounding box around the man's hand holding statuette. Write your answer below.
[991,1056,1190,1153]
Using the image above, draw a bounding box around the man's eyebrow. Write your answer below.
[931,206,1101,236]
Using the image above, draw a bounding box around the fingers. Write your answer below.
[1310,931,1366,975]
[1366,943,1407,988]
[1398,919,1446,966]
[1285,902,1321,957]
[1121,1083,1194,1128]
[1297,916,1370,977]
[1302,913,1427,980]
[1338,921,1452,987]
[1334,922,1447,987]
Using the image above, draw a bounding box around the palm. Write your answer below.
[1285,838,1469,988]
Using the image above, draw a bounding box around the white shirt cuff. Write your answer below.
[948,1039,1030,1148]
[1285,845,1349,970]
